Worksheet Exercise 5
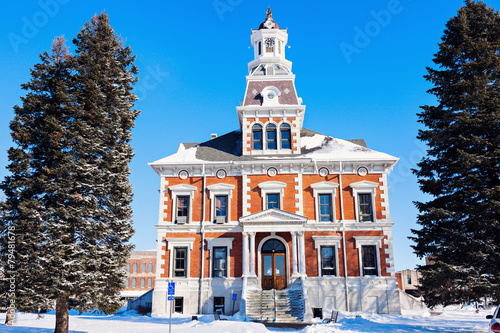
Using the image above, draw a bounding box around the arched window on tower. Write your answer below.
[266,124,277,150]
[280,124,291,149]
[252,124,263,150]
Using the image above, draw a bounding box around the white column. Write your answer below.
[291,232,299,276]
[242,232,249,276]
[249,232,256,276]
[298,231,306,276]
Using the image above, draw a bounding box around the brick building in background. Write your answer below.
[121,250,156,300]
[149,9,401,320]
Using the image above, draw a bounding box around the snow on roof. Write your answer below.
[149,128,397,166]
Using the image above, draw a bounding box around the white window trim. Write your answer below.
[207,183,235,223]
[168,184,197,224]
[349,181,378,223]
[353,236,383,277]
[206,237,234,278]
[313,236,341,277]
[166,238,195,278]
[311,181,339,223]
[258,181,287,210]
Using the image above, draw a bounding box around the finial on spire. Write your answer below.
[266,7,272,20]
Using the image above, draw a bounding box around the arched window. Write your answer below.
[127,263,130,272]
[126,279,129,288]
[252,124,263,150]
[142,263,146,273]
[261,239,286,253]
[149,263,153,273]
[141,278,145,288]
[280,124,291,149]
[133,263,137,273]
[132,278,136,288]
[266,124,277,150]
[148,278,152,288]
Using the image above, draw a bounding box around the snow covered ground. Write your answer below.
[0,306,492,333]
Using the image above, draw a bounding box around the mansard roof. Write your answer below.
[150,128,397,166]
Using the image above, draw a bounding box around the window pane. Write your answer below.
[132,278,136,288]
[149,263,153,273]
[362,245,378,276]
[263,255,272,276]
[141,278,145,288]
[275,255,284,276]
[321,246,336,276]
[133,263,137,273]
[142,263,146,273]
[177,196,189,217]
[359,194,373,222]
[319,194,332,222]
[267,193,279,209]
[148,278,152,288]
[174,248,187,277]
[213,247,227,278]
[267,125,277,150]
[215,195,227,217]
[253,125,263,150]
[174,297,183,313]
[280,124,291,149]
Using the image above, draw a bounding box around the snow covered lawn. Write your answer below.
[0,306,492,332]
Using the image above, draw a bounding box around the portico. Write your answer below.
[239,209,308,289]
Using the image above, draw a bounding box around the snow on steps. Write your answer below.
[246,288,304,323]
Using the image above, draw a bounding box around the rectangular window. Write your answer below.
[258,41,261,55]
[174,297,183,313]
[212,247,227,277]
[214,297,225,315]
[319,194,333,222]
[215,195,228,222]
[321,246,336,276]
[407,277,412,285]
[176,196,189,223]
[174,247,188,277]
[362,245,378,276]
[266,193,280,209]
[358,193,373,222]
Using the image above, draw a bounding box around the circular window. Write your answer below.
[267,167,278,177]
[357,167,368,177]
[178,170,189,180]
[267,92,275,99]
[318,167,329,177]
[216,169,226,179]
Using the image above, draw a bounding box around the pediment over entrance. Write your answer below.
[239,209,307,226]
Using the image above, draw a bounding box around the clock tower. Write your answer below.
[237,8,305,156]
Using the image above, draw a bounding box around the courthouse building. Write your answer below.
[149,9,401,320]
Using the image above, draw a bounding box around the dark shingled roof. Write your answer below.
[188,128,368,162]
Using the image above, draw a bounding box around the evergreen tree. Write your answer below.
[0,12,139,333]
[411,1,500,307]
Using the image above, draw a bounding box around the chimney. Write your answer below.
[211,133,217,139]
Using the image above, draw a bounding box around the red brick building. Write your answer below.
[150,9,400,320]
[122,250,156,300]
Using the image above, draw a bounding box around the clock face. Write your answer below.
[265,38,275,47]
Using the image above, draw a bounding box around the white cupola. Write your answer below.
[248,7,292,76]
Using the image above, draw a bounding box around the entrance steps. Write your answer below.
[245,288,304,323]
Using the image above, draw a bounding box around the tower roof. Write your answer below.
[259,7,280,29]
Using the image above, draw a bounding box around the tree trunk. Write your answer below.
[55,294,70,333]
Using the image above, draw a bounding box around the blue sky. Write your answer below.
[2,0,498,271]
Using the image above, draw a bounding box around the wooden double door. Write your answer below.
[261,239,287,290]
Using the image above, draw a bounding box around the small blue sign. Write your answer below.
[168,282,175,295]
[232,293,237,301]
[168,296,175,301]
